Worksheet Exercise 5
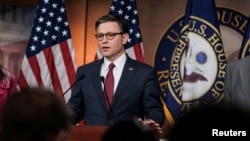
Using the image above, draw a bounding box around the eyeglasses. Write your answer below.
[95,32,124,41]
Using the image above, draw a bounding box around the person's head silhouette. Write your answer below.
[0,87,73,141]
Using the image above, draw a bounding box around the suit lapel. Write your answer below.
[90,59,108,110]
[112,57,136,105]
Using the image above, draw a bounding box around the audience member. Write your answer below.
[0,87,73,141]
[168,105,250,141]
[101,118,158,141]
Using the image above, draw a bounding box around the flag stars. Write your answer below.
[129,28,133,34]
[38,17,44,23]
[57,16,62,22]
[25,0,73,58]
[44,0,49,4]
[30,45,36,51]
[120,0,125,5]
[118,9,123,15]
[41,7,47,13]
[64,21,69,26]
[133,10,138,15]
[51,34,57,40]
[131,18,137,24]
[49,12,54,17]
[62,30,67,36]
[35,26,42,32]
[127,5,132,11]
[44,30,49,36]
[110,0,142,48]
[41,39,46,45]
[46,20,52,26]
[33,35,39,42]
[60,7,65,13]
[110,5,115,11]
[54,25,60,31]
[124,15,129,20]
[136,32,141,38]
[128,38,131,43]
[52,3,58,8]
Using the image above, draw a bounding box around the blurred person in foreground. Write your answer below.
[101,118,158,141]
[168,105,250,141]
[0,87,73,141]
[67,14,165,134]
[0,64,18,113]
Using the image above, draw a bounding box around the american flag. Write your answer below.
[95,0,144,61]
[18,0,77,102]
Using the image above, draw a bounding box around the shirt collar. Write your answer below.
[103,53,126,71]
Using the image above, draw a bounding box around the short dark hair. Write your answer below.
[95,14,129,34]
[101,119,158,141]
[0,87,73,141]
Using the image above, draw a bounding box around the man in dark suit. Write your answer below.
[67,15,165,133]
[223,55,250,112]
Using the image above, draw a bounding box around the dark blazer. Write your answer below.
[223,55,250,112]
[67,56,165,126]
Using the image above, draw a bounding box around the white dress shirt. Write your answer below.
[101,53,126,94]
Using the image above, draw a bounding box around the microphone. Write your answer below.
[100,76,113,122]
[62,74,85,97]
[100,76,111,110]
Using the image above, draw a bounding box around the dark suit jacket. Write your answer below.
[67,56,165,126]
[223,55,250,112]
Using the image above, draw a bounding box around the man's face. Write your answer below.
[96,21,128,62]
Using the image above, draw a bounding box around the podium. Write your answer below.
[69,125,108,141]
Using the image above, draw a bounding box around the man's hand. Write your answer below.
[137,118,163,134]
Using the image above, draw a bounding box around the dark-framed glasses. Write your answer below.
[95,32,124,41]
